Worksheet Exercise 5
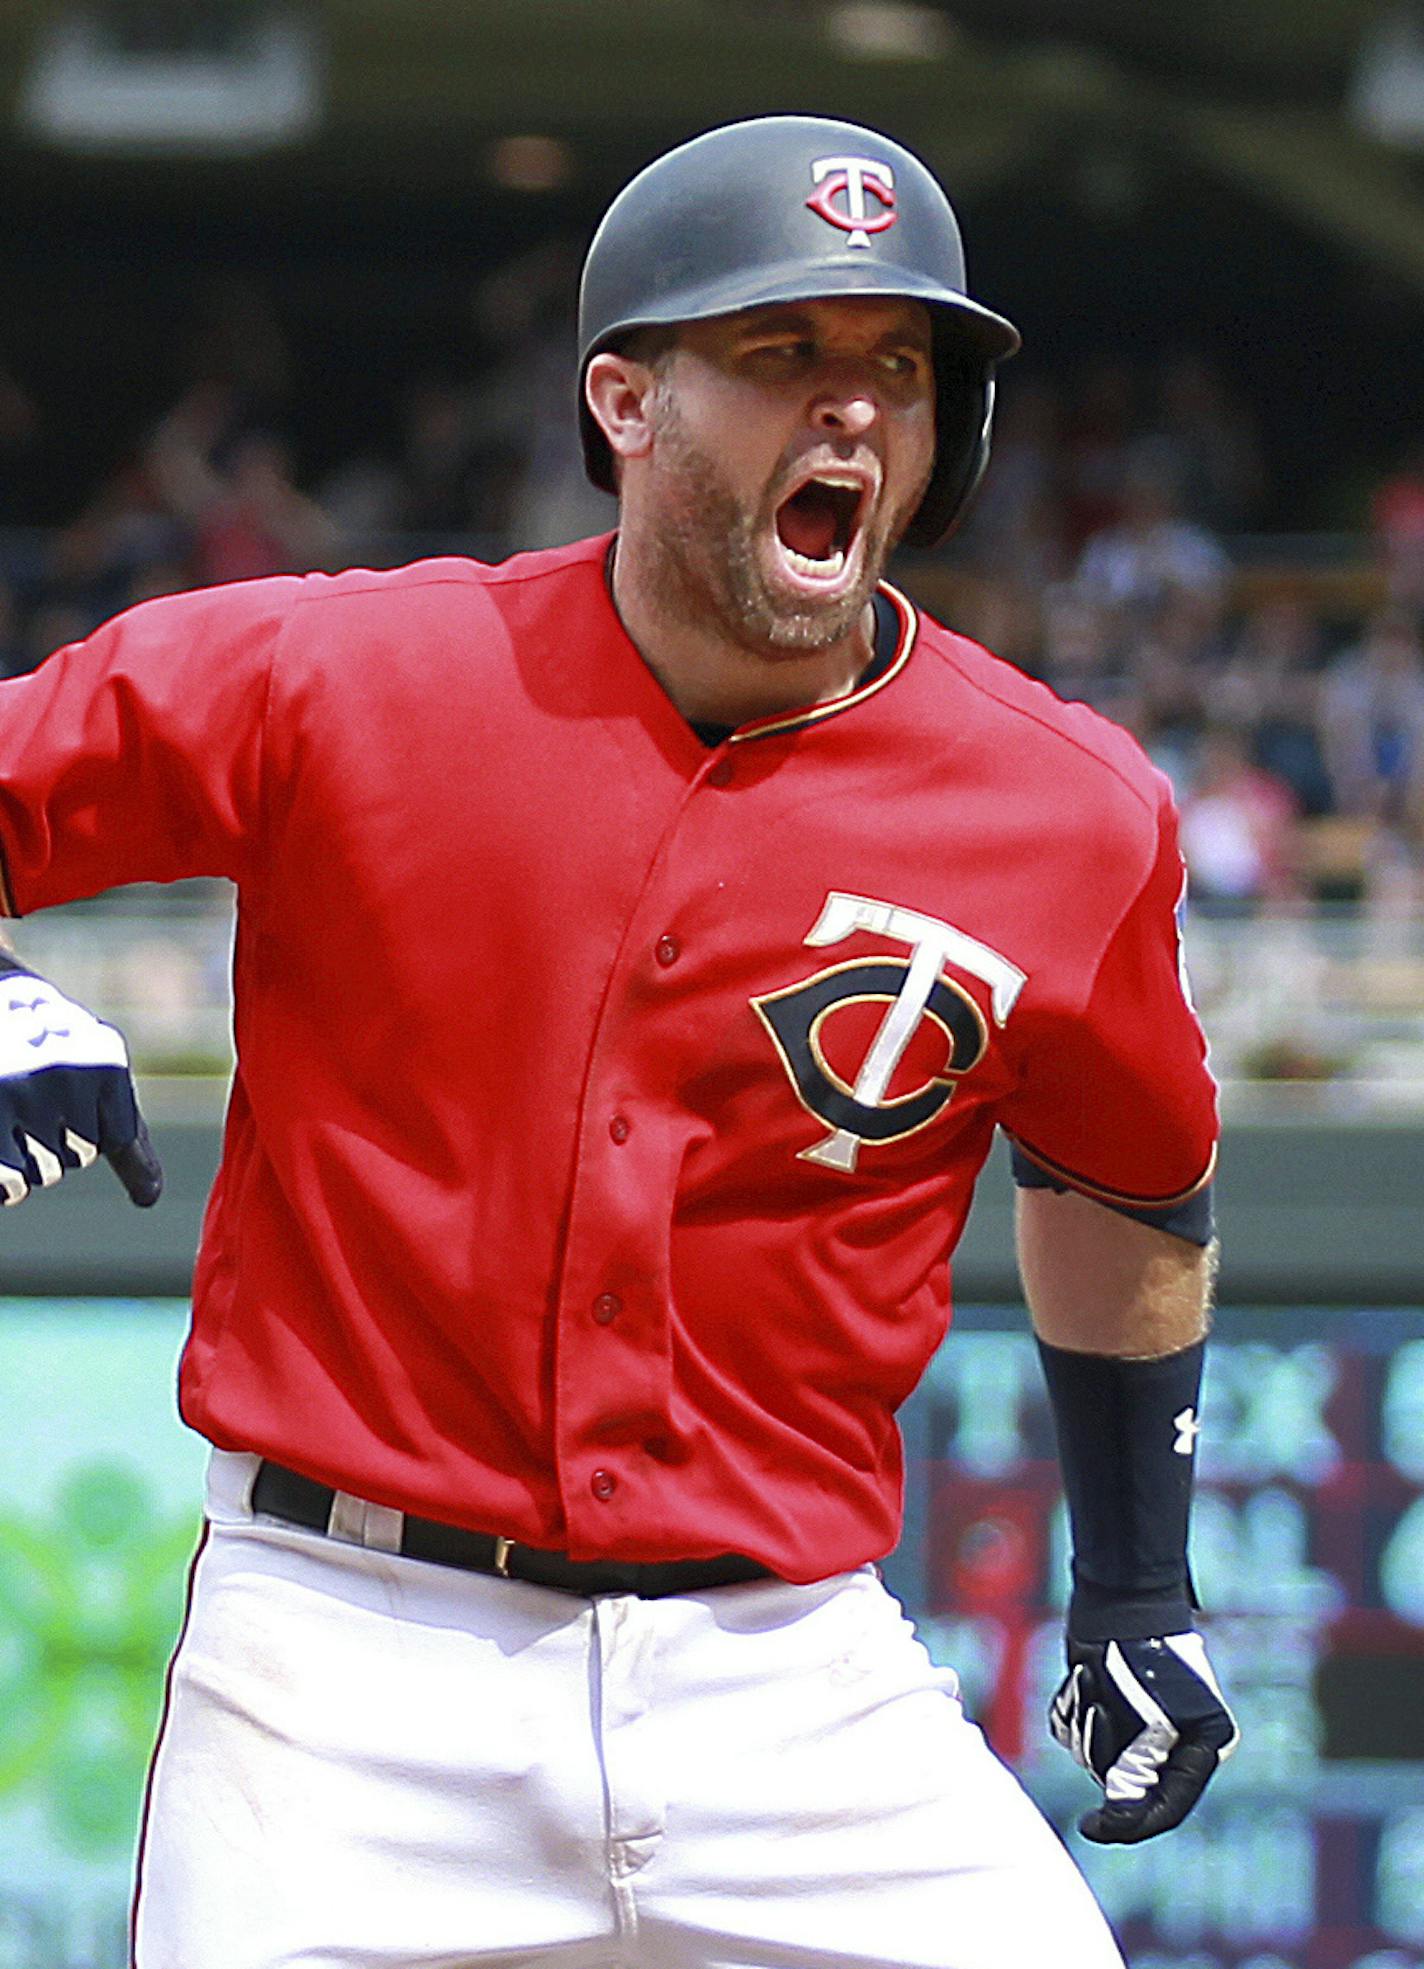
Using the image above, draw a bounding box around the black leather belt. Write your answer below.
[250,1459,774,1599]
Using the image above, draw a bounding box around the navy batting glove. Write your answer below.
[0,957,163,1208]
[1049,1632,1239,1844]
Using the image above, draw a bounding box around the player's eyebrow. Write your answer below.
[728,306,932,351]
[728,309,817,339]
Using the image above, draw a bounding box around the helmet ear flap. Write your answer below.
[901,350,996,550]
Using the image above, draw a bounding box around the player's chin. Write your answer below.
[754,581,873,653]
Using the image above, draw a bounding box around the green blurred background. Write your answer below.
[0,1302,203,1969]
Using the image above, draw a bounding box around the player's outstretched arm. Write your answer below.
[0,951,162,1208]
[1016,1184,1238,1843]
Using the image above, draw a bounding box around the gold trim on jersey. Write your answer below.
[1007,1132,1220,1209]
[728,582,917,744]
[803,974,987,1106]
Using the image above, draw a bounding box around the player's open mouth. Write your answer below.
[770,468,873,594]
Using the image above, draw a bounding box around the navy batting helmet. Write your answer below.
[577,115,1020,548]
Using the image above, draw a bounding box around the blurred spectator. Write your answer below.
[1144,586,1229,671]
[1059,357,1136,553]
[1216,593,1334,820]
[1252,667,1335,823]
[467,239,616,550]
[42,510,131,633]
[1320,606,1424,839]
[321,376,522,546]
[1075,463,1231,626]
[1179,723,1301,910]
[1220,590,1325,703]
[319,246,612,555]
[1142,351,1264,532]
[4,238,1424,920]
[395,381,488,534]
[1036,585,1120,711]
[1132,637,1210,794]
[148,397,340,585]
[198,433,341,584]
[1371,441,1424,607]
[948,577,1041,674]
[958,377,1067,589]
[44,466,191,629]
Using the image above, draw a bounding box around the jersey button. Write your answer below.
[707,757,733,788]
[593,1292,621,1325]
[590,1468,617,1501]
[654,935,680,967]
[608,1114,630,1144]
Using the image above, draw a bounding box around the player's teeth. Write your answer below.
[785,547,846,578]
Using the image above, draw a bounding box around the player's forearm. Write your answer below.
[1015,1184,1214,1358]
[1021,1181,1237,1837]
[1017,1181,1212,1637]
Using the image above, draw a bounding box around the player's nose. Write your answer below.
[810,389,878,438]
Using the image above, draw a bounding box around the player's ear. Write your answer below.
[585,352,662,471]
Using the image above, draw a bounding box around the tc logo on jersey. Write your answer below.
[806,157,897,249]
[753,892,1027,1172]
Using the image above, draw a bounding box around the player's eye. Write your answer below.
[744,338,814,368]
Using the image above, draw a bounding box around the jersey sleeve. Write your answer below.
[997,786,1218,1241]
[0,577,300,915]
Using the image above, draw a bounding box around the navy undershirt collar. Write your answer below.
[689,590,899,748]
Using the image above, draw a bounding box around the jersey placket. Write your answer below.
[551,748,739,1552]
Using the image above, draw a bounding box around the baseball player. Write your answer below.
[0,117,1236,1969]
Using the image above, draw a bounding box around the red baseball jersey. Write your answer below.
[0,533,1216,1581]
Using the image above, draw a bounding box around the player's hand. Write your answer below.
[0,958,163,1208]
[1049,1632,1239,1843]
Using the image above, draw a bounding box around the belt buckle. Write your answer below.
[493,1536,514,1578]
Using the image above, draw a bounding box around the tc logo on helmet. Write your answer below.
[806,156,897,249]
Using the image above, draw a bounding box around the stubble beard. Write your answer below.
[642,396,918,661]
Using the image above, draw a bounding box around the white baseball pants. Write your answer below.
[133,1450,1123,1969]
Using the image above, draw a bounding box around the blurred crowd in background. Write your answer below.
[2,249,1423,926]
